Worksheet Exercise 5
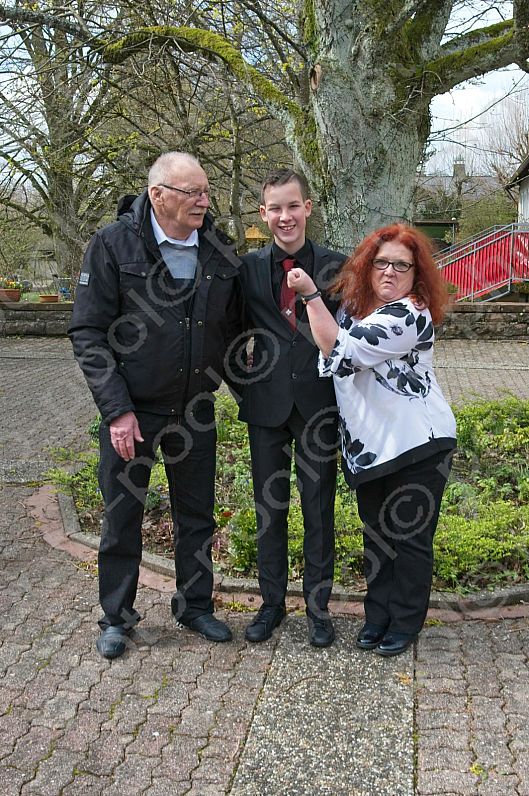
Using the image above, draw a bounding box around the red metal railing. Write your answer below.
[436,223,529,301]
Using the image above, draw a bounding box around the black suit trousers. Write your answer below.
[356,450,453,635]
[97,406,217,629]
[248,406,338,617]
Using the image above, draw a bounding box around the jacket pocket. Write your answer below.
[206,266,238,309]
[118,262,152,313]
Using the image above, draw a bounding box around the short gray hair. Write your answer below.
[148,152,202,187]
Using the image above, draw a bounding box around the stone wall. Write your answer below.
[437,302,529,339]
[2,299,529,339]
[0,301,73,336]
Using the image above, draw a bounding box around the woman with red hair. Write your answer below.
[288,223,456,657]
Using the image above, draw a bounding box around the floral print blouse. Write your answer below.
[320,297,456,488]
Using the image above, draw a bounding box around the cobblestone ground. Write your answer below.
[433,340,529,405]
[0,338,95,480]
[0,484,274,796]
[416,622,529,796]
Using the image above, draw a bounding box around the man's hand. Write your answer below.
[109,411,144,461]
[287,267,318,295]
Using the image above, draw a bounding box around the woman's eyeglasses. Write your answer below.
[372,259,414,272]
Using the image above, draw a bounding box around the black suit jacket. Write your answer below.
[234,240,346,427]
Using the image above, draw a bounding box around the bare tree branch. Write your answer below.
[423,24,517,95]
[102,25,298,120]
[0,3,85,37]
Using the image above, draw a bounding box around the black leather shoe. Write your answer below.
[176,613,232,642]
[245,604,286,642]
[96,625,130,659]
[375,633,416,657]
[308,617,335,648]
[356,622,387,651]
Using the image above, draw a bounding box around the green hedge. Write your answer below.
[49,395,529,594]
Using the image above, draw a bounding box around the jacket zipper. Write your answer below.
[181,314,191,414]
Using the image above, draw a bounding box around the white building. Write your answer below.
[506,154,529,223]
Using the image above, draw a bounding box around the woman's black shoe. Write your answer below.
[356,622,387,651]
[375,633,416,657]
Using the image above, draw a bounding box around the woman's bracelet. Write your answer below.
[301,290,322,305]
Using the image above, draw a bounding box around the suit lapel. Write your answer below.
[251,242,340,336]
[256,245,275,302]
[297,242,328,327]
[311,243,331,287]
[253,245,294,337]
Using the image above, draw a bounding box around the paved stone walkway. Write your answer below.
[0,484,273,796]
[0,338,94,481]
[1,336,529,795]
[434,339,529,405]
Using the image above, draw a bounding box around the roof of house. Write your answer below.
[416,171,498,200]
[505,154,529,188]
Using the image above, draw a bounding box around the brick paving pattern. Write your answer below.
[1,335,529,795]
[434,340,529,405]
[0,484,274,796]
[416,622,529,795]
[0,338,95,479]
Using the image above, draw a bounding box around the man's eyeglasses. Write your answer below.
[159,184,210,199]
[372,258,414,273]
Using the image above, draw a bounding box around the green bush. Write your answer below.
[88,415,101,443]
[227,508,258,572]
[334,490,364,582]
[434,501,529,589]
[51,394,529,593]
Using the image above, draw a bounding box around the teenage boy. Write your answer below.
[233,169,345,647]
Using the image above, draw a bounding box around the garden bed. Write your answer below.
[48,395,529,595]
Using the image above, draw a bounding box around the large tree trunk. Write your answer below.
[305,78,426,252]
[292,5,430,253]
[285,0,527,252]
[289,74,427,253]
[48,171,84,280]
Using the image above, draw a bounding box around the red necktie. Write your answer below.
[280,257,297,331]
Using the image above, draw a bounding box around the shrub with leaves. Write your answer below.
[49,394,529,593]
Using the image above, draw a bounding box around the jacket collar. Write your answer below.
[116,190,232,267]
[257,240,331,264]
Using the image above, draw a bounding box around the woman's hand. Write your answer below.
[287,267,317,296]
[287,266,338,357]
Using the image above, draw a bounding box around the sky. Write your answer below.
[425,1,528,175]
[427,66,529,174]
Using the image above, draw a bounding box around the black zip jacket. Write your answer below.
[68,191,242,423]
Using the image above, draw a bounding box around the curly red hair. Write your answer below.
[331,223,449,325]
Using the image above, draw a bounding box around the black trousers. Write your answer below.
[97,404,217,629]
[356,450,452,636]
[248,406,338,618]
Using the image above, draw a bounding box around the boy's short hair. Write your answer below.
[260,169,310,204]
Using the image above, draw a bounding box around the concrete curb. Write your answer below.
[57,492,529,614]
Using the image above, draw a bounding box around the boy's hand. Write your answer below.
[287,267,317,295]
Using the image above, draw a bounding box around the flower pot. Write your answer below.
[39,294,59,303]
[0,288,21,302]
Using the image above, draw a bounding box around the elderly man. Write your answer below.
[69,152,241,658]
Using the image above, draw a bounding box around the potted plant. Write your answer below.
[0,277,23,302]
[39,286,59,302]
